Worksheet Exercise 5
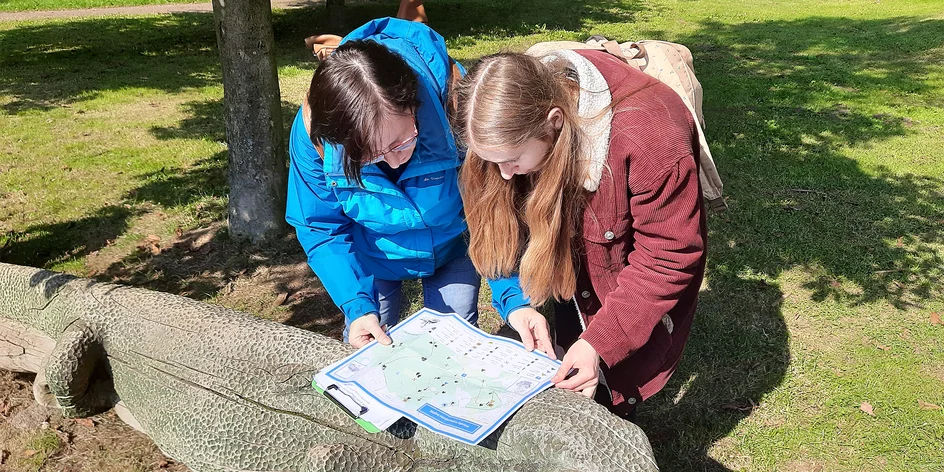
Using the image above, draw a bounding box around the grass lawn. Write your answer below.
[0,0,204,13]
[1,0,943,471]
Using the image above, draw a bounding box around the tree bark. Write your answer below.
[212,0,287,243]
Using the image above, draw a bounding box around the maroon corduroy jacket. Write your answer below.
[566,50,708,416]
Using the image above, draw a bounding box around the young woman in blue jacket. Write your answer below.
[286,18,478,348]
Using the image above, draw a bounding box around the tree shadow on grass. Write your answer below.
[636,16,944,471]
[273,0,647,42]
[0,204,139,267]
[0,149,229,269]
[0,13,220,113]
[0,0,644,113]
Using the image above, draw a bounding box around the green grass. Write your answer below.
[17,429,62,471]
[1,0,943,471]
[0,0,204,13]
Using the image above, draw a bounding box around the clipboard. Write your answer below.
[312,381,382,433]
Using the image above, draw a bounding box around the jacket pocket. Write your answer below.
[581,214,632,294]
[583,214,631,265]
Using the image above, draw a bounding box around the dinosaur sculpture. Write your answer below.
[0,262,659,471]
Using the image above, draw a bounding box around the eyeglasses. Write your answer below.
[365,121,418,166]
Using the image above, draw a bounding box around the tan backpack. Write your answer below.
[527,37,727,212]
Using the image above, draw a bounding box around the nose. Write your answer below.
[384,148,413,169]
[497,162,515,180]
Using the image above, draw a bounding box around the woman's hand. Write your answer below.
[348,313,392,348]
[507,307,556,360]
[552,339,600,399]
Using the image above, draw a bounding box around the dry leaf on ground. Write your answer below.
[918,400,941,410]
[273,292,289,306]
[860,401,875,416]
[931,312,942,326]
[138,235,162,255]
[73,418,95,428]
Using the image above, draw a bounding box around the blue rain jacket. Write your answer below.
[286,18,470,325]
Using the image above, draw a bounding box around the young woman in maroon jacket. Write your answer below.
[451,50,708,419]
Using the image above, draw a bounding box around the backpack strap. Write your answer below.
[447,58,463,117]
[625,41,647,60]
[601,40,630,64]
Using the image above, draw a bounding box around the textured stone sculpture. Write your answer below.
[0,262,658,471]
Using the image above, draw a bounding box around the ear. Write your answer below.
[546,107,564,132]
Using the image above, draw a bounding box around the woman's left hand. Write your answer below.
[551,339,601,399]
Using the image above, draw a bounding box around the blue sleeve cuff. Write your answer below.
[486,275,530,322]
[341,297,380,326]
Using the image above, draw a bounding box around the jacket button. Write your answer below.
[581,290,591,299]
[604,230,615,241]
[627,397,637,405]
[330,181,337,187]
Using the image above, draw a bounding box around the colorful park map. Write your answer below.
[316,308,562,444]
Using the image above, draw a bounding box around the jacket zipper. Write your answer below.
[572,296,587,332]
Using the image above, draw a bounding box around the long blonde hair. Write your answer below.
[452,53,586,306]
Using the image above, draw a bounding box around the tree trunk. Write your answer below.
[212,0,287,243]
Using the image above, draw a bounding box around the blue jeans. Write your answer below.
[343,253,481,341]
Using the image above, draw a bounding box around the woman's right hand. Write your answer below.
[349,313,392,348]
[507,307,556,360]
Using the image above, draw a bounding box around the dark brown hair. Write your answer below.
[307,40,420,184]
